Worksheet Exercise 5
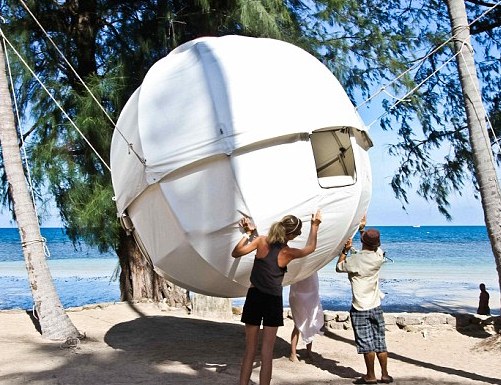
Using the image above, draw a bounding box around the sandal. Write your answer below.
[353,378,378,384]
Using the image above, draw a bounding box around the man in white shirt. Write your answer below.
[336,228,393,385]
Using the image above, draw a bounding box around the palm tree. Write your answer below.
[0,36,80,340]
[447,0,501,311]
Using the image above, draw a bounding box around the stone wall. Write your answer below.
[284,308,500,335]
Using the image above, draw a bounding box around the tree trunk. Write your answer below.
[0,39,80,340]
[447,0,501,312]
[116,229,190,308]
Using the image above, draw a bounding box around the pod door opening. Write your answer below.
[310,128,356,188]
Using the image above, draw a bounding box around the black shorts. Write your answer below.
[241,287,284,327]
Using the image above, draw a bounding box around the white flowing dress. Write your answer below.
[289,271,324,344]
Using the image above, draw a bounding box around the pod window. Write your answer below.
[310,128,356,188]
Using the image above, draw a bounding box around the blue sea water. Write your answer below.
[315,226,499,315]
[0,228,120,310]
[0,226,499,314]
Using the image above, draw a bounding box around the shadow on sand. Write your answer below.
[4,304,499,385]
[324,327,500,385]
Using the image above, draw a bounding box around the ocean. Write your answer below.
[0,228,120,311]
[315,226,500,315]
[0,226,499,314]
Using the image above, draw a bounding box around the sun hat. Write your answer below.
[361,229,381,248]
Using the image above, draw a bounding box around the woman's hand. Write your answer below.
[233,217,258,258]
[311,209,322,226]
[239,217,256,233]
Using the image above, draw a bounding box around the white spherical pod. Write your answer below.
[111,35,373,298]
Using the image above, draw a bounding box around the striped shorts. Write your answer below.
[350,305,387,354]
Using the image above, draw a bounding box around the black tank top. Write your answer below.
[250,243,287,296]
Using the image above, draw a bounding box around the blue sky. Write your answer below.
[367,131,485,226]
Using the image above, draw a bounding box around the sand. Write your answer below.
[0,301,499,385]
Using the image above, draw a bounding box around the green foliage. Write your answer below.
[26,74,122,250]
[0,0,302,251]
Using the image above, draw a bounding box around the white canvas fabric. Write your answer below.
[110,35,373,297]
[289,272,324,344]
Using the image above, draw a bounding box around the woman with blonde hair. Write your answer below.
[232,210,322,385]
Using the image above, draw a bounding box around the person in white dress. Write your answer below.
[288,271,324,361]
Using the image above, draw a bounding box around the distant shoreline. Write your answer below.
[2,267,498,316]
[1,231,499,316]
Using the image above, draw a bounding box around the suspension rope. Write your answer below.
[2,35,51,258]
[17,0,145,166]
[356,35,457,110]
[0,28,112,172]
[357,1,501,125]
[366,46,463,128]
[19,0,115,126]
[21,237,51,257]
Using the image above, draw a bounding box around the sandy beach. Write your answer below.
[0,301,499,385]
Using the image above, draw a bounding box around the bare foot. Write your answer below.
[289,354,299,362]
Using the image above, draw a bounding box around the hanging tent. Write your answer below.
[110,35,373,298]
